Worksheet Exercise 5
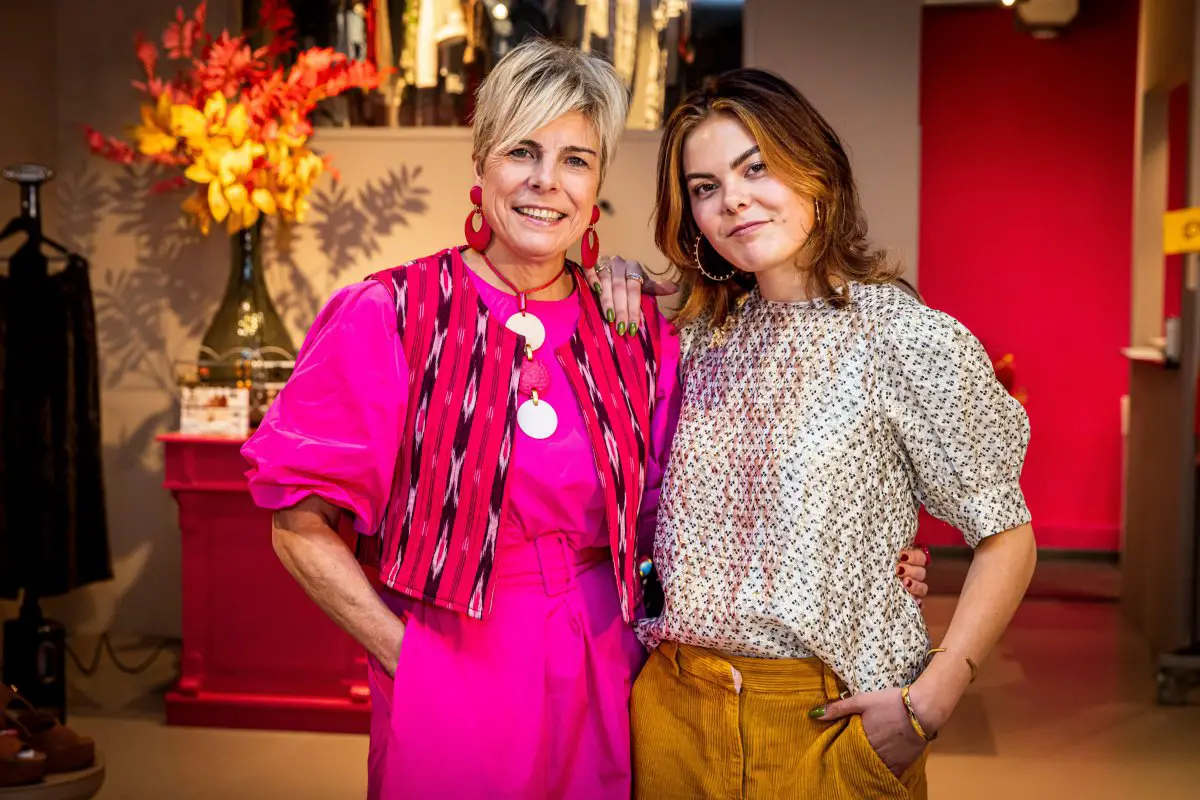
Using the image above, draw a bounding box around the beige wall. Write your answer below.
[269,127,668,329]
[745,0,924,277]
[0,3,58,236]
[0,0,924,636]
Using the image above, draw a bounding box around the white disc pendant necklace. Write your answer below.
[517,391,558,440]
[480,252,567,439]
[504,312,546,351]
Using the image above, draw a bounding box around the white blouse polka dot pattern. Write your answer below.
[636,283,1031,694]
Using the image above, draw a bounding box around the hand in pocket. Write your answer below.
[377,620,407,679]
[813,688,928,776]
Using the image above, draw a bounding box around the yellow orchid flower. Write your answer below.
[171,104,209,151]
[235,201,260,232]
[280,126,307,150]
[175,93,252,158]
[84,10,387,237]
[294,150,323,186]
[273,152,294,183]
[184,162,213,185]
[133,93,178,156]
[181,192,212,235]
[273,187,296,215]
[203,92,227,126]
[144,92,322,233]
[207,180,230,224]
[251,187,277,216]
[224,182,249,215]
[221,197,259,234]
[183,135,229,184]
[294,195,311,223]
[224,103,249,148]
[217,142,255,188]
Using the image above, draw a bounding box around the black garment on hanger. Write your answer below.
[0,242,112,598]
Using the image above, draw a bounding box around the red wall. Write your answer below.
[1164,82,1189,322]
[918,1,1139,550]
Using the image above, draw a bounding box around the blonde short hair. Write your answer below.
[472,39,629,183]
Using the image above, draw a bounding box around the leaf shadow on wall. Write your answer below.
[270,164,431,334]
[47,160,226,637]
[47,159,429,638]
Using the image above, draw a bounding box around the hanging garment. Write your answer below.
[0,244,112,598]
[414,0,439,88]
[612,0,640,86]
[581,0,611,54]
[336,2,369,61]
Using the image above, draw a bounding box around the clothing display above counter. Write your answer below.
[302,0,726,129]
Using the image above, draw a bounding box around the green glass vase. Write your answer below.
[198,218,295,380]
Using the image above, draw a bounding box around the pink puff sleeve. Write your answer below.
[241,280,407,535]
[637,304,682,554]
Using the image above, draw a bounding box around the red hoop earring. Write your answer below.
[465,185,492,252]
[581,205,601,270]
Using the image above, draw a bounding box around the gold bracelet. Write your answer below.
[925,647,978,684]
[901,685,937,742]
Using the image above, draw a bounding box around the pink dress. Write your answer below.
[243,266,680,800]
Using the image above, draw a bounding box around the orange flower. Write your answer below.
[84,1,382,234]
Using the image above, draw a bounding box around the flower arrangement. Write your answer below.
[84,1,383,234]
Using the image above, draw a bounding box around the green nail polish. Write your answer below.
[629,322,638,337]
[593,282,602,293]
[808,706,826,720]
[617,322,626,336]
[606,308,615,323]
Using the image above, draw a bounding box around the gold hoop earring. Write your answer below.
[813,200,822,228]
[694,235,734,282]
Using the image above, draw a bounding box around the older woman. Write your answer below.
[598,69,1036,799]
[242,40,670,798]
[243,42,928,799]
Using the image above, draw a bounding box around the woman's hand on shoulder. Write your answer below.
[581,256,678,336]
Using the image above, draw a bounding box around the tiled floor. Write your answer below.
[40,566,1200,798]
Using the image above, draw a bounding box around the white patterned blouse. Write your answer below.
[636,282,1031,694]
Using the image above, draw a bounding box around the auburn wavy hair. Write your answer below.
[654,69,897,327]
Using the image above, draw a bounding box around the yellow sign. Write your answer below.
[1164,208,1200,254]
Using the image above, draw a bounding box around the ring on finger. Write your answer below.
[595,261,611,275]
[627,272,645,283]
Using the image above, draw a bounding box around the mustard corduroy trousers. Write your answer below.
[631,642,929,799]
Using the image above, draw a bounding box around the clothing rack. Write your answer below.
[0,163,77,269]
[0,162,111,723]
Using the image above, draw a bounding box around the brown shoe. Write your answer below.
[0,685,94,774]
[0,729,45,786]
